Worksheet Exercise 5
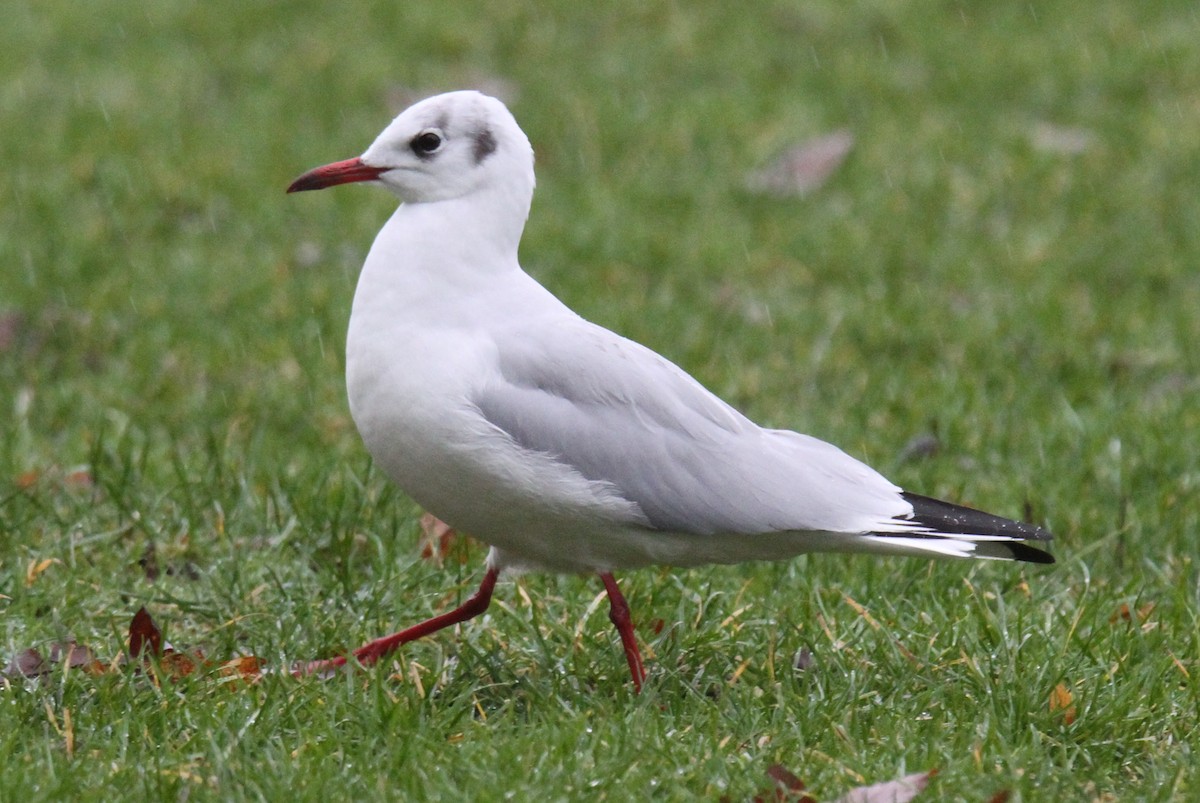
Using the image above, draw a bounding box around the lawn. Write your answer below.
[3,1,1199,800]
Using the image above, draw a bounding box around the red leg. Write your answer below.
[599,572,646,693]
[298,567,499,676]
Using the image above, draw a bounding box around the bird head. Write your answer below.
[288,90,534,205]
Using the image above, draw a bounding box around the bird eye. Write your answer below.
[411,131,443,156]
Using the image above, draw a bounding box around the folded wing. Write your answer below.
[476,320,914,537]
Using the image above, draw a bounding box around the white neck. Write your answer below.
[347,169,555,346]
[375,173,531,284]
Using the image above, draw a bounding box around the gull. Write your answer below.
[287,91,1053,690]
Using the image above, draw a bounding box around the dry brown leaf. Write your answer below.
[762,764,815,802]
[5,648,49,678]
[49,642,105,675]
[5,609,269,689]
[129,606,163,658]
[733,764,815,803]
[129,607,202,681]
[1138,602,1157,623]
[158,650,203,680]
[794,647,816,672]
[14,465,94,494]
[1050,682,1077,725]
[746,130,854,197]
[742,767,934,803]
[832,769,935,803]
[15,470,40,490]
[1109,602,1155,625]
[768,765,814,802]
[219,656,266,681]
[1110,602,1132,623]
[64,468,93,488]
[4,642,105,679]
[419,512,468,564]
[25,557,60,587]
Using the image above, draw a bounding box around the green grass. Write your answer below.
[3,0,1199,799]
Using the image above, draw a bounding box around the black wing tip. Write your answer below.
[1002,542,1057,564]
[898,491,1057,563]
[901,491,1054,542]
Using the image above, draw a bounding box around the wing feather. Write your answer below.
[475,321,908,536]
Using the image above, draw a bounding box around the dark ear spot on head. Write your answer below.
[472,127,497,164]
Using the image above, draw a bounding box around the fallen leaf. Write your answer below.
[219,655,266,681]
[760,764,815,802]
[5,648,48,678]
[13,465,94,494]
[25,557,60,587]
[159,650,203,680]
[129,606,163,658]
[3,642,105,679]
[64,467,93,488]
[419,512,462,564]
[1109,602,1155,625]
[1050,682,1077,725]
[127,608,207,681]
[743,766,933,803]
[736,764,816,803]
[49,642,105,674]
[793,647,816,672]
[15,470,40,490]
[832,769,935,803]
[5,610,268,690]
[746,130,854,197]
[986,791,1011,803]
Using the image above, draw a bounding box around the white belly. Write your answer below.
[346,318,659,572]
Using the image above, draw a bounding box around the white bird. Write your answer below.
[287,91,1053,689]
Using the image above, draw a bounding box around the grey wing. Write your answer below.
[475,320,910,536]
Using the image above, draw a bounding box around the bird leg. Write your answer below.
[599,572,646,693]
[297,567,499,676]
